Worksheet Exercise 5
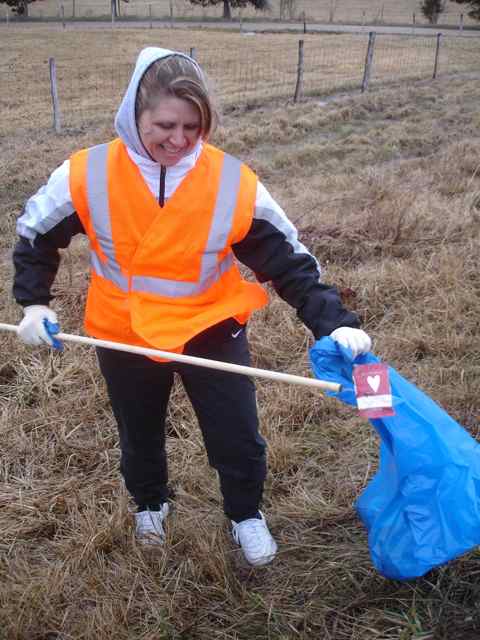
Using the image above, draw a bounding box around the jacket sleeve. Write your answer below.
[12,160,86,307]
[232,182,361,339]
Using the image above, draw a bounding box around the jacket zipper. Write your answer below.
[158,165,166,207]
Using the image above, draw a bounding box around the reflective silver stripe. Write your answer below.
[132,253,234,297]
[86,144,128,292]
[131,153,241,297]
[90,250,128,292]
[86,146,240,297]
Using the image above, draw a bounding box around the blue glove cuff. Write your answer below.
[43,318,64,351]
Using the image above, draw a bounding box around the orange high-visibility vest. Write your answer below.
[69,138,269,353]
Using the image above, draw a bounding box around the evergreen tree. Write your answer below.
[0,0,36,16]
[420,0,447,24]
[451,0,480,20]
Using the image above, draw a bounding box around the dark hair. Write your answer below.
[135,55,217,140]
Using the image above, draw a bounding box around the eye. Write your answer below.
[154,122,175,130]
[185,123,200,131]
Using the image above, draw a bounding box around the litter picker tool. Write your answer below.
[0,322,341,394]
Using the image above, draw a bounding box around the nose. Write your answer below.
[169,127,186,147]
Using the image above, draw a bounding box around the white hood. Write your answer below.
[114,46,203,159]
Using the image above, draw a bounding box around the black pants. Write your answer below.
[96,318,267,522]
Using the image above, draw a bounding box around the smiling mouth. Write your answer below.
[159,144,183,154]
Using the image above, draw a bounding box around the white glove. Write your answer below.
[330,327,372,358]
[17,305,59,347]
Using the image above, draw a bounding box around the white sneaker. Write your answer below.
[231,511,277,566]
[135,503,170,545]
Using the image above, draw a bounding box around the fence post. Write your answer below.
[329,0,335,23]
[149,4,152,28]
[190,47,196,59]
[169,0,174,28]
[294,39,304,103]
[5,7,9,25]
[302,11,307,34]
[61,4,65,28]
[459,13,464,32]
[361,32,376,93]
[72,0,75,19]
[49,58,62,134]
[433,32,442,79]
[111,1,115,28]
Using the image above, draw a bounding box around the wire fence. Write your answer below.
[15,0,480,28]
[1,31,479,136]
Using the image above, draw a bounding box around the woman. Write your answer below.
[13,47,371,566]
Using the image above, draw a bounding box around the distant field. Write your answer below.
[22,0,478,26]
[1,23,480,640]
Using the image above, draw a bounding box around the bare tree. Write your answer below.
[280,0,297,20]
[188,0,269,20]
[110,0,129,18]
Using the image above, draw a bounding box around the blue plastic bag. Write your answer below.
[309,337,480,581]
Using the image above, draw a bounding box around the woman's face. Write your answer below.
[137,96,201,166]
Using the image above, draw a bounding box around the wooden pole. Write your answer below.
[169,0,174,28]
[149,3,152,28]
[294,39,304,103]
[189,47,196,59]
[61,4,65,28]
[459,13,464,32]
[0,323,342,394]
[433,32,442,79]
[49,58,61,134]
[361,32,376,93]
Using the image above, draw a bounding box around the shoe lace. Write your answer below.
[137,510,164,536]
[232,517,267,551]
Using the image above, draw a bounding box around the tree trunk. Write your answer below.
[223,0,232,20]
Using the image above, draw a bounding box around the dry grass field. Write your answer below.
[1,25,480,640]
[23,0,478,26]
